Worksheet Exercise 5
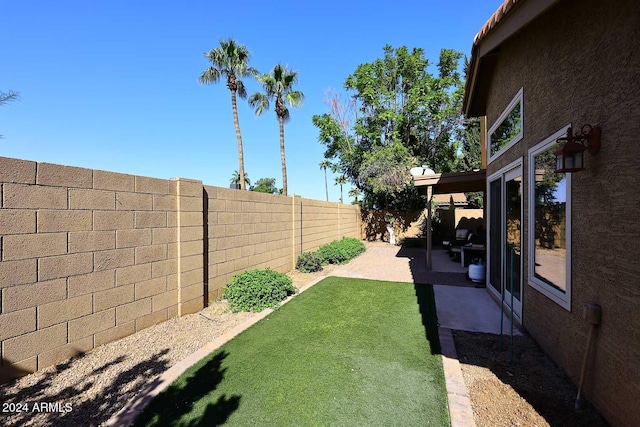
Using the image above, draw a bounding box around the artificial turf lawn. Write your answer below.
[134,277,450,426]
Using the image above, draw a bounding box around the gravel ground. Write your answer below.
[453,330,609,427]
[0,302,255,427]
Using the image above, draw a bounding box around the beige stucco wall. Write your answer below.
[1,157,361,383]
[482,0,640,425]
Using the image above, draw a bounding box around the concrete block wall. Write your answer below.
[298,198,341,253]
[295,198,361,263]
[205,189,361,301]
[0,157,186,382]
[204,185,293,300]
[0,155,360,382]
[175,179,204,316]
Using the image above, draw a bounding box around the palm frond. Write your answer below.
[257,73,276,94]
[199,67,220,85]
[201,38,255,88]
[241,66,260,78]
[285,90,304,108]
[249,92,270,117]
[283,71,297,88]
[281,108,291,123]
[237,80,247,99]
[273,64,284,82]
[0,90,19,105]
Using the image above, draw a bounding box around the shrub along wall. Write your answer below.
[0,156,361,383]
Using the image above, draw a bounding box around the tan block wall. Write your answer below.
[0,158,183,383]
[298,198,360,253]
[205,187,361,301]
[175,179,204,316]
[482,1,640,425]
[1,156,360,382]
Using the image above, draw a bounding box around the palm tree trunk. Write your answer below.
[279,116,287,196]
[230,90,246,190]
[324,169,328,201]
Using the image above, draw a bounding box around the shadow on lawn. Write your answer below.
[412,281,442,355]
[133,350,241,427]
[0,349,171,427]
[394,245,478,356]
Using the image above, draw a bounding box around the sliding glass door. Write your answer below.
[488,162,523,318]
[489,179,502,295]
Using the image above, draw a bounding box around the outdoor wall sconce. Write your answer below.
[554,124,601,173]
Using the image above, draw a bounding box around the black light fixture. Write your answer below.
[554,124,601,173]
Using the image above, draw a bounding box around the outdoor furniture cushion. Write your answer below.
[455,229,470,240]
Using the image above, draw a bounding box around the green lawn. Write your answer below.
[134,277,449,426]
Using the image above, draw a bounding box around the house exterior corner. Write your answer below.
[464,0,640,425]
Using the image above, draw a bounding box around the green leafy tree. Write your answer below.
[313,45,465,213]
[458,118,483,208]
[319,160,332,201]
[250,177,281,194]
[1,90,19,138]
[358,144,413,202]
[249,64,304,196]
[199,38,257,190]
[230,170,251,187]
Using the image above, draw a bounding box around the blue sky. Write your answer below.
[1,0,503,202]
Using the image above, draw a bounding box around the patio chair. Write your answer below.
[443,228,472,255]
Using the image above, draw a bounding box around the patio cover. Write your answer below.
[412,169,487,270]
[413,169,486,194]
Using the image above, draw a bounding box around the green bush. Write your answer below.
[317,237,366,265]
[338,237,366,259]
[317,241,346,264]
[296,251,323,273]
[223,268,296,312]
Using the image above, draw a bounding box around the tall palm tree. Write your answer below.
[335,175,347,204]
[348,187,361,204]
[230,170,251,188]
[248,64,304,196]
[199,39,257,190]
[319,160,332,201]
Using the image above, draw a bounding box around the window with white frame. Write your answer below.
[527,125,572,310]
[488,88,523,162]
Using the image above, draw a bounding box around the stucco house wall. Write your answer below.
[481,0,640,425]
